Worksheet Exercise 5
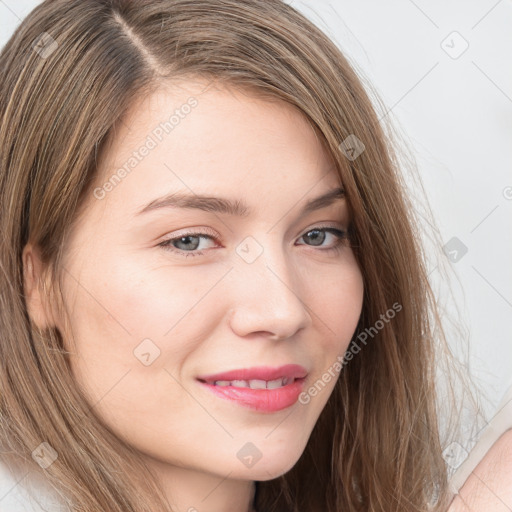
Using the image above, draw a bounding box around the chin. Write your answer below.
[229,446,306,481]
[253,462,299,481]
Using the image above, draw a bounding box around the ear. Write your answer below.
[22,242,56,330]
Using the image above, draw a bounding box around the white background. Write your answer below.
[1,0,511,417]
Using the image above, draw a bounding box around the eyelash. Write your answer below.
[157,225,349,258]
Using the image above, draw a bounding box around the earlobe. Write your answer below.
[22,243,55,330]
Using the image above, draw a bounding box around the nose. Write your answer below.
[227,244,312,341]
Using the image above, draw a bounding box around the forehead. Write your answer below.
[87,79,340,221]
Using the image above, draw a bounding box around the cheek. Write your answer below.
[310,255,364,352]
[59,254,229,386]
[57,257,213,442]
[64,253,218,340]
[298,254,363,409]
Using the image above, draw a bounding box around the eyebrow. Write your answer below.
[135,186,345,218]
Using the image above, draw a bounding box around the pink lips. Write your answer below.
[196,364,308,412]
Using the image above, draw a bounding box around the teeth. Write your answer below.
[231,380,248,387]
[249,379,267,389]
[267,378,285,389]
[211,377,294,389]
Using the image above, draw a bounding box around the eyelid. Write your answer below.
[163,226,218,239]
[159,221,347,244]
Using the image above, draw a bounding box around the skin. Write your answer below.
[448,429,512,511]
[23,80,364,512]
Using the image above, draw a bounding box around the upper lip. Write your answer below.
[197,364,308,383]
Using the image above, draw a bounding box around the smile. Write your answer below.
[207,377,293,389]
[196,365,308,412]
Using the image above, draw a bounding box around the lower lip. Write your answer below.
[198,378,306,412]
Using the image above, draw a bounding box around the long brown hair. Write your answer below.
[0,0,471,510]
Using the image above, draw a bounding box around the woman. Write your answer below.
[0,0,478,511]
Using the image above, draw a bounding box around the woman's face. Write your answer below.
[51,80,364,488]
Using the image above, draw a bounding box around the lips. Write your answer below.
[197,364,308,385]
[196,364,308,412]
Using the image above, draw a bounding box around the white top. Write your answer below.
[0,455,68,512]
[449,383,512,494]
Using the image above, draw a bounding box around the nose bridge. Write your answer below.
[228,234,312,338]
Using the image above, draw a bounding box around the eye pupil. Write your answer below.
[176,235,200,250]
[305,229,325,246]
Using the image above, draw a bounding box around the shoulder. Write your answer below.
[448,428,512,511]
